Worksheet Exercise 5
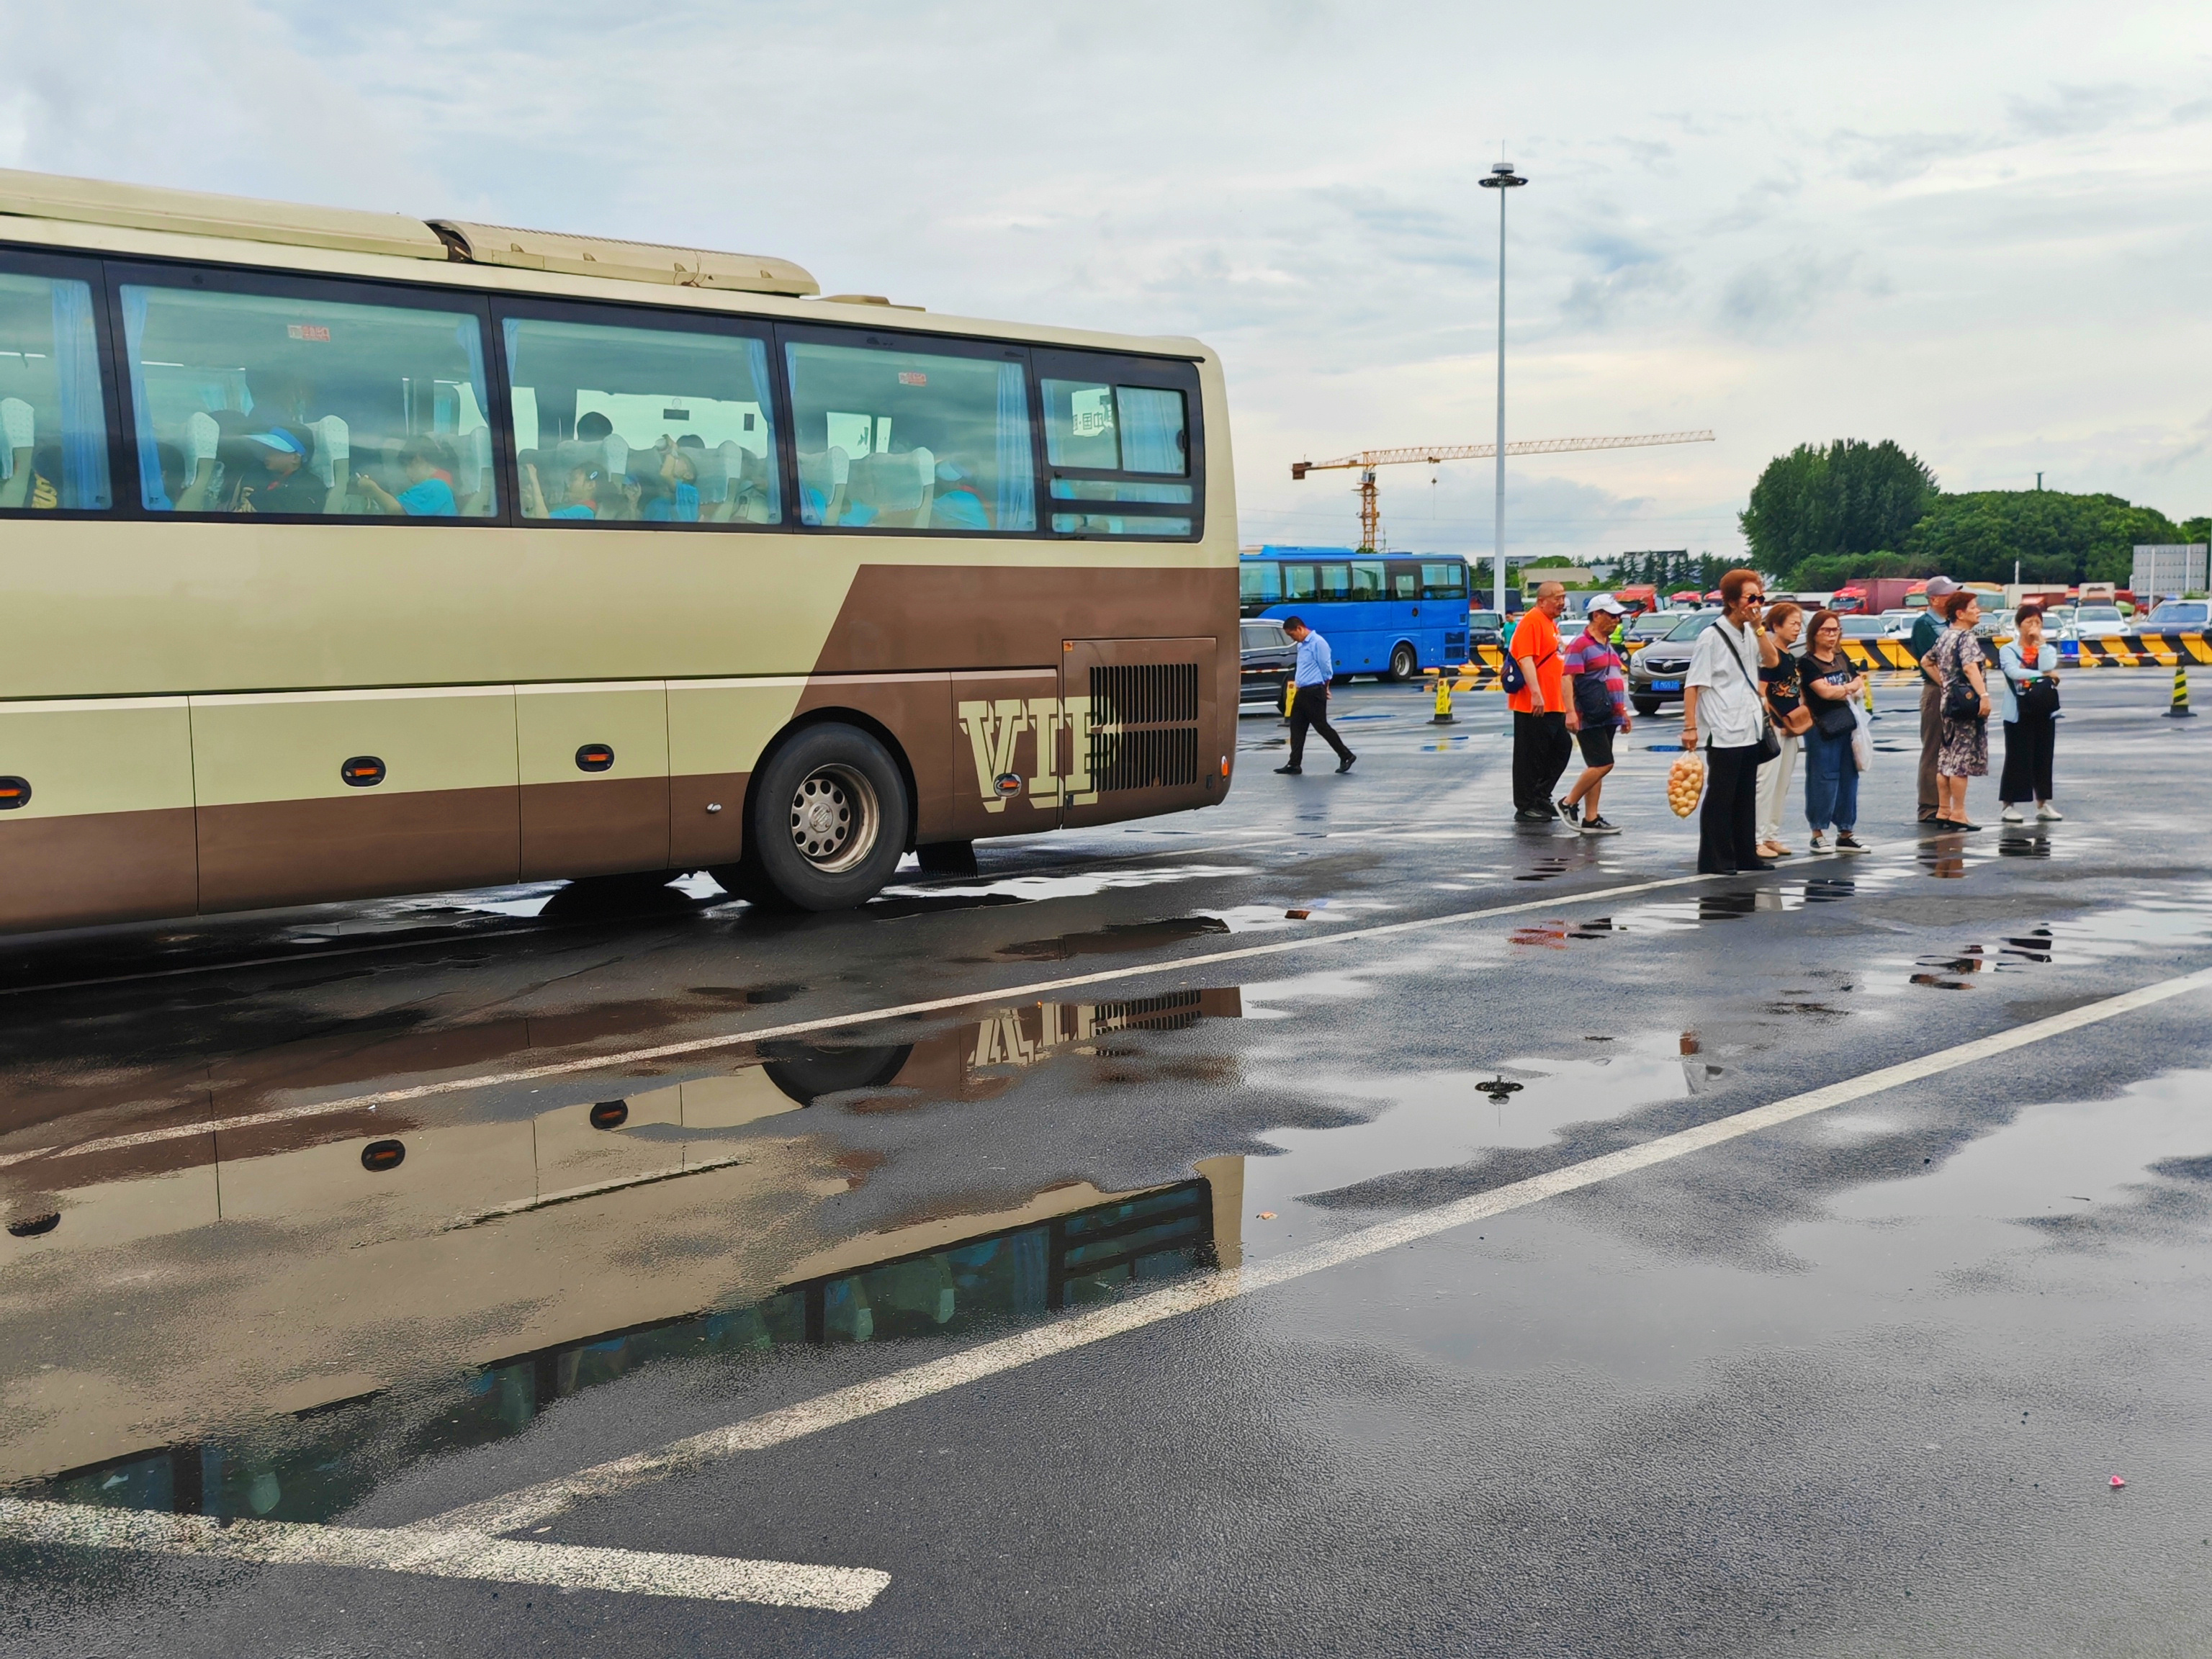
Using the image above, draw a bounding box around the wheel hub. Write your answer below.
[788,765,879,873]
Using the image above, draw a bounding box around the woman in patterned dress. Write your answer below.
[1930,590,1992,830]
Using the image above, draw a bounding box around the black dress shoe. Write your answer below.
[1274,765,1303,775]
[1336,754,1357,773]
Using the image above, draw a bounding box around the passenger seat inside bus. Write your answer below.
[845,446,934,529]
[796,446,850,526]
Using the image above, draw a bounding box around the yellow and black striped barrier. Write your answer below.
[2067,632,2212,667]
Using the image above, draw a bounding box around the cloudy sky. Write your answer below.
[5,1,2208,563]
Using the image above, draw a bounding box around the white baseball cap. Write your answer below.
[1586,593,1631,616]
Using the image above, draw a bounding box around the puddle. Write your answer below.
[1,991,1248,1522]
[1243,1030,1694,1218]
[22,1172,1225,1527]
[878,864,1256,904]
[994,916,1231,961]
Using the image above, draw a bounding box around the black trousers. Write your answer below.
[1999,712,2056,803]
[1288,685,1352,768]
[1511,711,1573,811]
[1699,742,1764,873]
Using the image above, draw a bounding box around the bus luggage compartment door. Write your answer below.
[189,687,522,912]
[1060,637,1218,830]
[516,682,670,880]
[0,696,199,932]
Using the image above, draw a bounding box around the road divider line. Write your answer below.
[0,1498,889,1611]
[428,958,2212,1537]
[8,867,1755,1167]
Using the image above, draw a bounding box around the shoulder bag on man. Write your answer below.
[1716,622,1781,763]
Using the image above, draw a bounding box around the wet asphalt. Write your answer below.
[5,670,2212,1657]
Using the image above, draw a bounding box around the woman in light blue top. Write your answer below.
[1996,602,2062,822]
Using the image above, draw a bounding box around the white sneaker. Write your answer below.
[2000,804,2024,822]
[2038,802,2064,821]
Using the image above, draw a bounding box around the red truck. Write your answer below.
[1833,577,1925,616]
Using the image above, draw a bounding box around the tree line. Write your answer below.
[1738,439,2209,590]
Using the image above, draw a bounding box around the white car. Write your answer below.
[1876,610,1922,639]
[2059,604,2127,640]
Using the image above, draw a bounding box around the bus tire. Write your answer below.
[738,722,910,912]
[1385,640,1419,682]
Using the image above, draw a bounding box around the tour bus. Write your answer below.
[0,169,1236,934]
[1236,545,1470,680]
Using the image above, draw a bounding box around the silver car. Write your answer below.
[1627,610,1724,714]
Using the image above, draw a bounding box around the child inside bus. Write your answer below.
[354,437,459,517]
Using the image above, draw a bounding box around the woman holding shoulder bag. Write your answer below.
[1798,608,1869,852]
[1681,570,1777,875]
[1997,601,2062,822]
[1928,590,1993,830]
[1754,601,1809,860]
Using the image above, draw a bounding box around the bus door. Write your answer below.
[1059,637,1219,829]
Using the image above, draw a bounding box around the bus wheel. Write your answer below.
[742,724,910,912]
[1385,640,1419,681]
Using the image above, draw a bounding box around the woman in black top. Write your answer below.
[1799,608,1869,852]
[1755,601,1806,860]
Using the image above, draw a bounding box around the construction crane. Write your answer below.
[1290,429,1716,553]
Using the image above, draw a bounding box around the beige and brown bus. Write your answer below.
[0,168,1237,932]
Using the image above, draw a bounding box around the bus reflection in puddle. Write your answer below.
[4,992,1242,1525]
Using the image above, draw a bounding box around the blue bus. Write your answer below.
[1238,547,1470,680]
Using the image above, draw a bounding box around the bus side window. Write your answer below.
[1238,562,1282,616]
[1351,561,1386,603]
[0,264,113,513]
[1385,559,1420,601]
[1421,562,1467,602]
[1282,564,1318,603]
[120,276,496,518]
[784,335,1035,532]
[1035,349,1200,539]
[500,312,780,526]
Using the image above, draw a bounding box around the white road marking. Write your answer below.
[0,1498,889,1611]
[427,959,2212,1537]
[4,866,1748,1170]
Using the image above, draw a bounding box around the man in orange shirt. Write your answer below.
[1509,582,1574,822]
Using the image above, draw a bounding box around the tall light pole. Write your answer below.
[1478,160,1527,616]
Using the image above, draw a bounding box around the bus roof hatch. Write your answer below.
[0,167,450,261]
[430,220,819,297]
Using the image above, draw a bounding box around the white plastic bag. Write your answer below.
[1851,697,1873,773]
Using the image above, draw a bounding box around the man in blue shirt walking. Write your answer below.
[1274,616,1357,775]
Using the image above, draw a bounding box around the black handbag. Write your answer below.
[1573,649,1619,724]
[1938,636,1982,719]
[1814,694,1857,739]
[2011,648,2060,717]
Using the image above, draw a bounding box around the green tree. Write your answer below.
[1903,490,2185,585]
[1740,439,1938,575]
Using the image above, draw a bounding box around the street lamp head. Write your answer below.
[1480,162,1527,189]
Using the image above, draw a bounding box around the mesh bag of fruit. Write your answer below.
[1666,752,1706,818]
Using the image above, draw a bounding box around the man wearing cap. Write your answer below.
[230,427,323,514]
[1907,577,1960,824]
[1559,594,1633,834]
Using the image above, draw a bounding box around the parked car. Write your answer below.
[1467,609,1508,651]
[2145,599,2212,630]
[1628,610,1725,714]
[1238,619,1295,714]
[1876,609,1921,639]
[2059,603,2128,639]
[1621,610,1683,657]
[1837,614,1890,642]
[1558,617,1588,643]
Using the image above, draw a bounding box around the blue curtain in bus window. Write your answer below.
[1115,387,1185,475]
[120,285,168,510]
[995,361,1034,531]
[48,281,110,509]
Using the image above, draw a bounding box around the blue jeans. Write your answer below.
[1803,721,1859,832]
